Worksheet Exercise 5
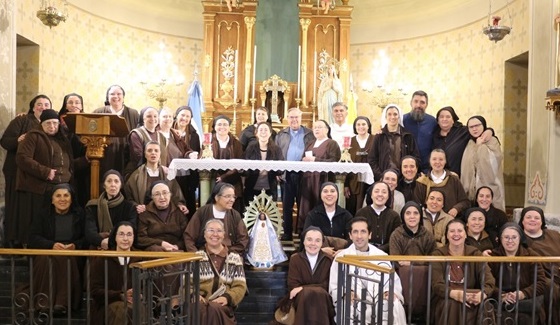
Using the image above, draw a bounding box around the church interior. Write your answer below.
[0,0,560,214]
[0,0,558,214]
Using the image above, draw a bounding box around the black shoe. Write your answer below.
[53,305,67,316]
[281,234,293,241]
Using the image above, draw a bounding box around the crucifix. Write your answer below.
[263,74,285,123]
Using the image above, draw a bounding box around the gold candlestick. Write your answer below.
[201,143,214,159]
[250,98,256,120]
[231,103,238,135]
[339,147,353,163]
[295,98,302,109]
[311,102,317,122]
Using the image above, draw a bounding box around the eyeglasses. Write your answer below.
[468,123,483,129]
[117,232,134,238]
[152,191,171,198]
[205,228,224,234]
[502,235,519,242]
[219,194,236,200]
[43,121,60,126]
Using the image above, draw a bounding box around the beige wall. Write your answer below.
[15,0,203,113]
[350,0,528,136]
[6,0,560,213]
[0,0,16,202]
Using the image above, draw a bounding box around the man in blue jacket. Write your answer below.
[402,90,436,173]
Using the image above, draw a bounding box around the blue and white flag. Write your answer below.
[187,79,205,145]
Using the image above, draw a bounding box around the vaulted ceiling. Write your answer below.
[69,0,509,42]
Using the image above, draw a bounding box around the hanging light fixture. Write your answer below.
[36,0,68,28]
[545,15,560,117]
[482,0,512,42]
[360,50,409,109]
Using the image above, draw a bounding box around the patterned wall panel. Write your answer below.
[350,0,528,138]
[15,0,203,113]
[503,61,527,206]
[349,0,528,207]
[15,45,39,113]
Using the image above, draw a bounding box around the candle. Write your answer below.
[204,133,212,145]
[233,50,238,103]
[252,45,257,98]
[343,136,351,149]
[312,51,317,104]
[297,45,301,98]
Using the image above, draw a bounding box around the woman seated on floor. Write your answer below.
[431,219,495,325]
[91,221,141,325]
[486,222,547,324]
[28,183,87,315]
[285,226,335,324]
[136,181,187,311]
[184,182,248,255]
[196,219,247,324]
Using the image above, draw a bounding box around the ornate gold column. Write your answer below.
[339,17,352,102]
[243,16,256,106]
[80,136,110,198]
[300,18,311,108]
[202,11,217,126]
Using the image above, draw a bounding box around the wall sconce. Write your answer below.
[482,0,512,43]
[546,88,560,118]
[37,0,68,28]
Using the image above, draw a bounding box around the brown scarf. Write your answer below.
[86,192,125,233]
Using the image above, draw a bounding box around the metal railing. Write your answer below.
[0,249,201,325]
[334,256,398,325]
[334,254,560,325]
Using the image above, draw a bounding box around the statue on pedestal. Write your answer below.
[318,63,343,124]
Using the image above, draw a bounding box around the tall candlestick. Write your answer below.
[252,45,257,98]
[233,50,238,104]
[297,45,301,98]
[312,51,317,104]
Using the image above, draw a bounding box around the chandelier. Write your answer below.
[361,50,408,109]
[482,0,512,43]
[545,88,560,117]
[36,0,68,28]
[140,43,185,108]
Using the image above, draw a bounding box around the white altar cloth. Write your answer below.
[167,159,374,184]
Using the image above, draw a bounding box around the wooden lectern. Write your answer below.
[63,113,130,199]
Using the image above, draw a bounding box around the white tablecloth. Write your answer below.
[167,159,374,184]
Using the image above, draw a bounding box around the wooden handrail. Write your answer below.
[130,255,202,269]
[0,248,198,259]
[335,256,394,274]
[335,254,560,263]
